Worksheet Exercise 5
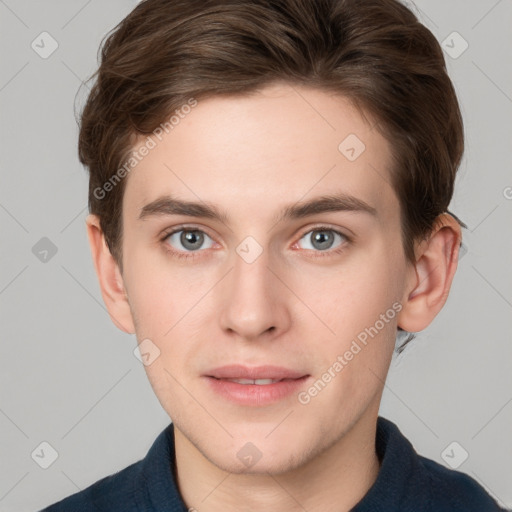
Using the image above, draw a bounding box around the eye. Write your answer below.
[163,228,215,253]
[296,227,348,253]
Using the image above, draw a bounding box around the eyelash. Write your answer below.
[159,225,351,261]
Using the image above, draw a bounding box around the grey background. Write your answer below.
[0,1,511,510]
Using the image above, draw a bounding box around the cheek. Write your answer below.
[125,256,214,388]
[124,246,208,334]
[296,267,398,418]
[289,253,401,400]
[294,257,400,341]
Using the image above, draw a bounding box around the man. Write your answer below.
[41,0,504,510]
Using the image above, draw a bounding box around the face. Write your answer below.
[119,83,411,474]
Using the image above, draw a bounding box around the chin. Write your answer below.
[209,446,310,476]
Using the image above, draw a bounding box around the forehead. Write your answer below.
[123,83,398,227]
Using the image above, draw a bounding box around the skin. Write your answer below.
[86,82,461,511]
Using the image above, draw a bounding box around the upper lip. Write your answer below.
[206,365,308,380]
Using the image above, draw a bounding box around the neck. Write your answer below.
[173,406,381,512]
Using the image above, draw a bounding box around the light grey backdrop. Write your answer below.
[1,1,511,510]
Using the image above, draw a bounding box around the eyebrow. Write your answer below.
[138,192,377,225]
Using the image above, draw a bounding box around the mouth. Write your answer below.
[203,367,311,406]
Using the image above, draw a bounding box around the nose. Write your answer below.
[218,243,291,341]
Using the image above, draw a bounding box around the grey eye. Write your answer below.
[166,230,215,252]
[298,229,345,251]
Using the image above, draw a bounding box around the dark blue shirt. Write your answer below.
[39,416,504,511]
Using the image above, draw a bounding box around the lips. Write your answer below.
[206,364,308,381]
[204,365,310,404]
[204,367,311,406]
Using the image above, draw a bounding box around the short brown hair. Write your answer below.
[78,0,466,319]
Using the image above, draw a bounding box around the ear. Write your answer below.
[397,213,462,333]
[85,214,135,334]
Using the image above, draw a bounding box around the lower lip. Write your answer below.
[203,376,310,406]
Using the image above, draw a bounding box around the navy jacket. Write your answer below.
[40,416,505,511]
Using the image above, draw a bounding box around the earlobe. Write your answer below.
[397,214,462,333]
[85,214,135,334]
